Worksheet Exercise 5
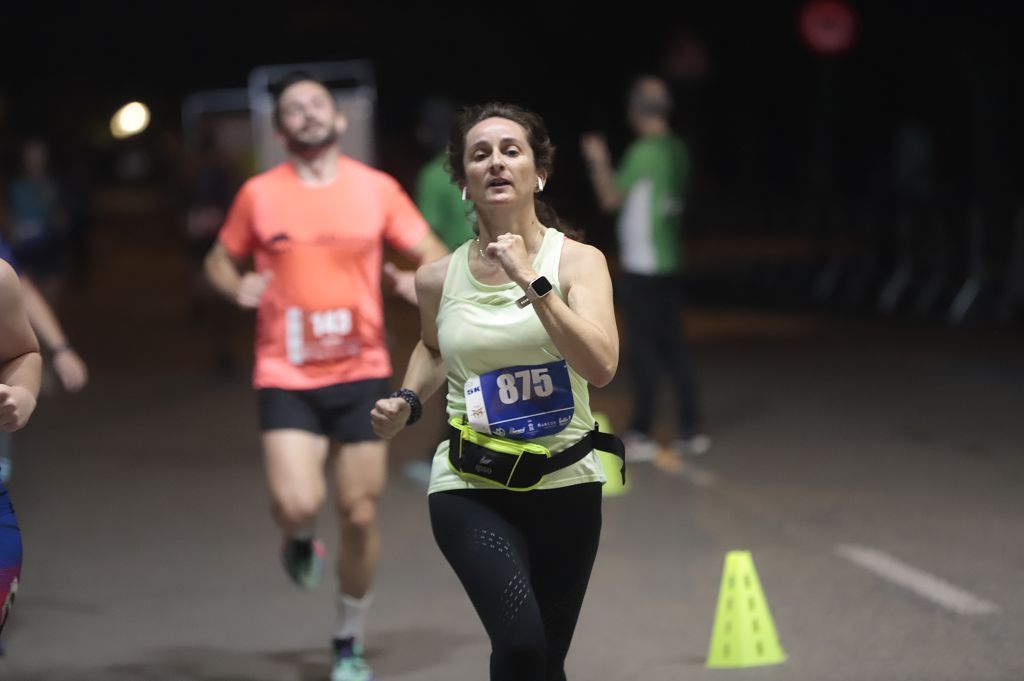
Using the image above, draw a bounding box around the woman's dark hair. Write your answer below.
[446,102,582,240]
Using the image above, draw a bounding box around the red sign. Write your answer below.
[799,0,858,56]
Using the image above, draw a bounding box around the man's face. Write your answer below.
[276,81,342,153]
[628,77,671,131]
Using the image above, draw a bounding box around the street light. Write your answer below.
[111,101,151,139]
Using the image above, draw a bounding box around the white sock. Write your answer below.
[335,592,373,643]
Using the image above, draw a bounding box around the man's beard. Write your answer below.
[284,125,338,154]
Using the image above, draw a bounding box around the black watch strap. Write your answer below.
[389,388,422,425]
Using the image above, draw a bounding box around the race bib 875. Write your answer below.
[464,360,574,440]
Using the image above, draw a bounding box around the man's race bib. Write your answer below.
[285,306,361,365]
[464,360,574,440]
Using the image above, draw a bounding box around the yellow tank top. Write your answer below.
[427,227,606,494]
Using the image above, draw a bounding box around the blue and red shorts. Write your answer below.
[0,483,22,637]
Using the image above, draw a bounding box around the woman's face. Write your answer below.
[462,117,543,207]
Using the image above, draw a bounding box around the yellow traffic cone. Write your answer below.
[706,550,787,668]
[593,412,628,497]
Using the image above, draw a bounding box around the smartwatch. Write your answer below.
[516,275,553,308]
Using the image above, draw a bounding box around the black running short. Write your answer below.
[257,377,390,443]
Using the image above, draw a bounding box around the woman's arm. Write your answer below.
[371,256,451,439]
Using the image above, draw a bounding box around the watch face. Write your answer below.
[531,276,553,296]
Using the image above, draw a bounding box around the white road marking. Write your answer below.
[835,544,999,616]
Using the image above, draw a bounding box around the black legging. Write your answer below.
[429,483,602,681]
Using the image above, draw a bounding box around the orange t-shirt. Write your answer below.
[218,157,429,390]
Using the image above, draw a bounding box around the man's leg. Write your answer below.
[263,430,330,588]
[331,439,387,605]
[328,439,387,681]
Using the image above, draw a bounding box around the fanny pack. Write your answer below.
[447,417,625,491]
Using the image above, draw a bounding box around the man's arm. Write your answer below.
[20,275,88,392]
[581,133,623,213]
[384,232,449,306]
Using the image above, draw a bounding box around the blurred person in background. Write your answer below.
[0,259,42,644]
[185,135,242,375]
[4,140,68,303]
[204,71,446,681]
[0,235,88,484]
[402,96,475,487]
[581,75,710,462]
[414,96,475,252]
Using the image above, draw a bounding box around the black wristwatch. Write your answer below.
[516,275,553,308]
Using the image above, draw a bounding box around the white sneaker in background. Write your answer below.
[623,431,659,463]
[671,434,712,458]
